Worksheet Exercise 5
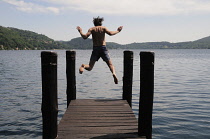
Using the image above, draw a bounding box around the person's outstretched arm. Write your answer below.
[76,26,91,39]
[105,26,123,36]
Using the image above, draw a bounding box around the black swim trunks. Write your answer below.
[90,46,110,62]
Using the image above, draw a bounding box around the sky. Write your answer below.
[1,0,210,44]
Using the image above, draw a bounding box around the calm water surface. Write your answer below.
[0,49,210,139]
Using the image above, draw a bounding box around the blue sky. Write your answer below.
[1,0,210,44]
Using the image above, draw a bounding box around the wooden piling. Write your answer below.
[138,52,155,139]
[66,50,76,107]
[41,51,58,139]
[123,50,133,107]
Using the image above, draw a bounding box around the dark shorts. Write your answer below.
[90,46,110,62]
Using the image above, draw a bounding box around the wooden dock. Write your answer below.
[41,51,154,139]
[57,99,143,139]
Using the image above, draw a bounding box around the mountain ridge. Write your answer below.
[1,26,210,50]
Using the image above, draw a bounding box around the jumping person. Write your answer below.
[76,16,123,84]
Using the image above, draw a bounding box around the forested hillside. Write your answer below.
[0,26,65,50]
[1,26,210,50]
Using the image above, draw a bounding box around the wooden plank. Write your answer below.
[57,133,146,139]
[57,99,145,139]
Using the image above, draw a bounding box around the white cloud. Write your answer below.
[3,0,210,15]
[2,0,59,14]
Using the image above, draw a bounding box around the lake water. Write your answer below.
[0,49,210,139]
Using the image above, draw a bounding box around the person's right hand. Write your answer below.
[117,26,123,32]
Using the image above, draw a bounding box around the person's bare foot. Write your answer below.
[113,74,118,84]
[79,64,85,74]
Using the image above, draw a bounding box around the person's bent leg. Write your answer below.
[86,60,95,71]
[105,60,118,84]
[79,60,96,74]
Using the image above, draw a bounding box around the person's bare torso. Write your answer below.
[90,26,106,46]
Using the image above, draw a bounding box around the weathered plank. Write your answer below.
[57,99,145,139]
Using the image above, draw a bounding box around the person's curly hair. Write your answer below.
[93,16,104,26]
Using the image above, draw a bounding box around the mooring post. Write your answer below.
[123,50,133,107]
[66,50,76,107]
[41,51,58,139]
[138,51,155,139]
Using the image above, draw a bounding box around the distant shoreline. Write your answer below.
[1,26,210,50]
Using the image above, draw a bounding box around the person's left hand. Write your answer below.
[76,26,82,32]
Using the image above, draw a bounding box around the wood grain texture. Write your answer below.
[57,99,145,139]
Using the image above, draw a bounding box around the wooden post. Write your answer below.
[41,51,58,139]
[123,50,133,107]
[66,50,76,107]
[138,51,155,139]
